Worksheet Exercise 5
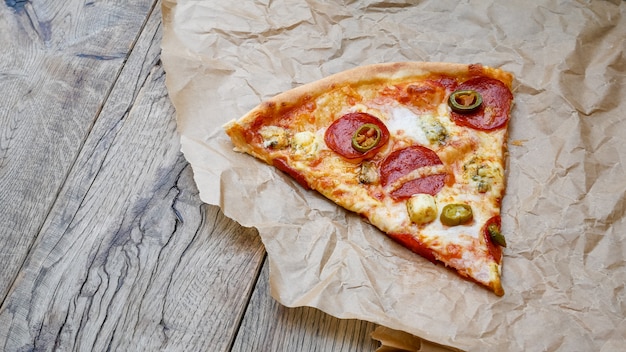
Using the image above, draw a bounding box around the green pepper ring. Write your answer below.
[351,123,382,153]
[440,203,473,226]
[448,89,483,113]
[488,223,507,247]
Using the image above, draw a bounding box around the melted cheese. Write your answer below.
[291,131,318,159]
[386,106,430,145]
[259,126,290,149]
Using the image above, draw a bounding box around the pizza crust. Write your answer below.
[225,62,513,134]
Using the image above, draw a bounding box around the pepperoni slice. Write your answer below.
[450,77,513,131]
[380,146,446,200]
[324,112,389,160]
[390,174,447,199]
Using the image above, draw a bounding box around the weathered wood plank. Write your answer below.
[0,0,157,301]
[0,3,266,351]
[233,259,380,352]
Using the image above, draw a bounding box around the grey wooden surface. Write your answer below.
[0,0,379,350]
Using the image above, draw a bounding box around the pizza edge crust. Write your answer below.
[225,61,513,134]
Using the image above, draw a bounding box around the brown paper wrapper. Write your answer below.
[161,0,626,350]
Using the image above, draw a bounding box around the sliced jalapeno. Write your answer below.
[488,223,507,247]
[440,203,473,226]
[448,89,483,113]
[351,123,382,153]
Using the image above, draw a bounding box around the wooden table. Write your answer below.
[0,1,380,350]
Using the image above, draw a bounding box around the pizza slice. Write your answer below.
[224,62,513,295]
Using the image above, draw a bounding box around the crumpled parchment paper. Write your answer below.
[161,0,626,350]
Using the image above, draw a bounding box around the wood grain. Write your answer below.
[0,2,267,351]
[0,0,157,301]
